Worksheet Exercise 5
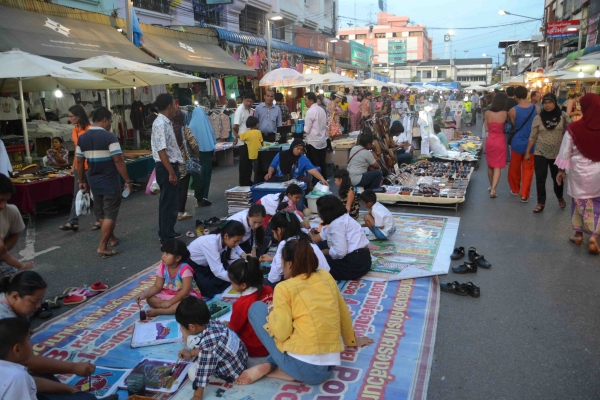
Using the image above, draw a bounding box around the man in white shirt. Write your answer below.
[303,92,329,179]
[233,92,255,186]
[395,95,409,117]
[470,90,480,126]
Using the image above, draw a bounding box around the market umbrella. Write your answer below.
[0,49,120,163]
[463,84,488,91]
[302,72,357,86]
[553,71,597,82]
[357,78,387,87]
[259,68,305,87]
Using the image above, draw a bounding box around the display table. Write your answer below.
[214,142,234,167]
[10,175,74,216]
[331,138,355,167]
[124,156,155,181]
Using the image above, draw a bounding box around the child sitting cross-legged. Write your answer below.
[136,239,202,318]
[176,297,248,400]
[227,256,274,357]
[359,189,396,240]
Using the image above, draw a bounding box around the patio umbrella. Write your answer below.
[553,70,597,82]
[0,49,119,163]
[306,72,357,86]
[357,78,387,87]
[259,68,305,87]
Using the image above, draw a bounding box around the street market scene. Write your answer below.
[0,0,599,399]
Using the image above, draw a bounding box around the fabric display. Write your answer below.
[0,97,19,120]
[83,103,95,117]
[224,76,239,100]
[208,112,231,140]
[46,93,76,117]
[76,90,96,102]
[130,100,145,130]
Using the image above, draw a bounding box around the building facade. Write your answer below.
[414,58,493,86]
[337,12,432,66]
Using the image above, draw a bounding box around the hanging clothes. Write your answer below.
[0,97,19,120]
[130,100,145,130]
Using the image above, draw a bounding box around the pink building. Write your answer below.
[338,12,432,66]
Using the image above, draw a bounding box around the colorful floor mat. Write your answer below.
[32,213,456,400]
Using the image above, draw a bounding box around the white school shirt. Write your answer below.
[260,194,303,223]
[233,105,251,145]
[267,236,330,283]
[227,209,252,243]
[304,103,328,150]
[188,234,244,282]
[371,202,396,237]
[0,360,37,400]
[393,132,408,145]
[321,213,369,259]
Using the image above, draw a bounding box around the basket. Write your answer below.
[208,300,232,319]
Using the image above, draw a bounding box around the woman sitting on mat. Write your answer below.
[260,211,329,286]
[227,204,268,257]
[310,195,372,281]
[187,220,247,298]
[264,139,328,187]
[136,239,202,317]
[346,133,382,190]
[258,184,308,228]
[235,238,373,386]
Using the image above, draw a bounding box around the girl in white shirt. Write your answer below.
[187,220,247,298]
[260,211,330,286]
[227,204,267,257]
[310,195,371,281]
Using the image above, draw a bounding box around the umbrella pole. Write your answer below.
[18,78,32,164]
[106,88,111,110]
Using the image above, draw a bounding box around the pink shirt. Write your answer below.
[555,131,600,199]
[304,103,328,149]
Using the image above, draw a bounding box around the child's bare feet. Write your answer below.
[145,309,160,318]
[235,363,272,385]
[266,367,295,381]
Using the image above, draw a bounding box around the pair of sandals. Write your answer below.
[450,246,492,269]
[440,281,480,298]
[533,198,567,213]
[59,221,102,231]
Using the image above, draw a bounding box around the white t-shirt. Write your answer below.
[227,209,252,243]
[0,97,19,121]
[321,213,370,259]
[188,234,244,282]
[471,94,480,108]
[393,133,408,146]
[371,202,396,237]
[234,105,251,145]
[0,360,37,400]
[0,204,25,240]
[267,236,330,283]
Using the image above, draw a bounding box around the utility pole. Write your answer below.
[332,1,337,72]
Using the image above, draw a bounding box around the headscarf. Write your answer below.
[539,93,563,131]
[567,93,600,162]
[279,139,305,175]
[170,109,185,147]
[188,107,216,152]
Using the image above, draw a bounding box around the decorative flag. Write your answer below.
[212,79,225,97]
[131,8,144,47]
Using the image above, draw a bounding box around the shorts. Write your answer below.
[0,262,18,280]
[94,193,122,221]
[373,225,396,240]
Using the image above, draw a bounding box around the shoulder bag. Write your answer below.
[182,128,202,176]
[508,106,536,145]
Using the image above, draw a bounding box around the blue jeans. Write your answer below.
[248,302,334,385]
[357,169,383,189]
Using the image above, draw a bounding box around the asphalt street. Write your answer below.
[16,118,600,399]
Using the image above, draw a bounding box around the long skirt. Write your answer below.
[350,110,361,132]
[572,197,600,237]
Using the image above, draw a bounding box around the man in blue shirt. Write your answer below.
[254,90,282,141]
[77,107,132,258]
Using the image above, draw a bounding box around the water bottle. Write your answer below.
[122,186,130,198]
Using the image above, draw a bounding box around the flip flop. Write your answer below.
[186,231,196,238]
[99,250,121,259]
[44,297,61,309]
[62,287,78,297]
[91,222,102,231]
[108,238,120,247]
[90,282,108,292]
[59,224,78,231]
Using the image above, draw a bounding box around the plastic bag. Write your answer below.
[75,190,91,216]
[145,168,160,195]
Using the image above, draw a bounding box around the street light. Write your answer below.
[266,13,283,72]
[498,10,543,21]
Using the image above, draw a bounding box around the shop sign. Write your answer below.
[294,27,350,60]
[221,41,303,73]
[350,40,371,67]
[587,14,600,47]
[546,20,580,39]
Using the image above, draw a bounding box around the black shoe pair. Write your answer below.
[450,246,492,268]
[440,281,480,298]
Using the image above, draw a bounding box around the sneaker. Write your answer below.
[63,293,87,305]
[440,281,468,296]
[199,199,212,207]
[452,261,477,274]
[173,232,183,239]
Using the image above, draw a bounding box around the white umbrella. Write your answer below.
[463,85,488,91]
[260,68,304,87]
[0,49,118,163]
[357,78,387,87]
[307,72,357,86]
[553,70,598,82]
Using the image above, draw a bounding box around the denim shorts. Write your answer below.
[373,225,395,240]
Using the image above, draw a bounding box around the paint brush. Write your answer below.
[137,299,146,321]
[168,356,182,376]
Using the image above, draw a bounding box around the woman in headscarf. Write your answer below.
[349,92,363,132]
[187,107,216,207]
[555,93,600,255]
[264,139,328,186]
[525,93,570,213]
[171,108,199,220]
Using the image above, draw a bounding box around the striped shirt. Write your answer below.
[76,126,122,195]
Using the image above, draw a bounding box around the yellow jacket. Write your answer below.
[264,269,357,354]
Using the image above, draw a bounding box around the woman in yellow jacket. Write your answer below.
[236,238,373,385]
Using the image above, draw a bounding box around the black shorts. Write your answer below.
[93,193,122,221]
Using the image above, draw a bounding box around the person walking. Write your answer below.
[173,109,200,220]
[59,105,91,232]
[151,94,183,244]
[562,91,583,122]
[555,93,600,255]
[507,86,539,203]
[505,86,518,164]
[254,90,281,142]
[524,93,570,213]
[303,92,328,179]
[76,107,132,258]
[233,92,255,186]
[470,90,480,126]
[327,91,344,138]
[484,93,508,198]
[187,107,216,207]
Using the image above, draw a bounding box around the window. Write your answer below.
[193,0,221,26]
[437,70,446,79]
[355,34,367,39]
[272,19,286,40]
[375,33,386,38]
[416,71,421,80]
[133,0,171,14]
[340,35,349,40]
[409,31,422,37]
[423,71,432,78]
[239,6,265,35]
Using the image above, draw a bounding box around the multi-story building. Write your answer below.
[498,39,543,80]
[337,12,432,66]
[415,58,494,86]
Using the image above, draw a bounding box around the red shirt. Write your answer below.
[229,286,274,357]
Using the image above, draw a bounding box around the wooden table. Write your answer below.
[10,175,74,216]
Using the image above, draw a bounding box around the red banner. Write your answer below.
[546,20,581,38]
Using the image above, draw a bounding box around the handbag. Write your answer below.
[182,128,202,176]
[508,106,536,145]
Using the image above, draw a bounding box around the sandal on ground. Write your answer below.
[533,204,545,213]
[490,191,497,198]
[520,197,529,203]
[589,241,600,255]
[464,282,481,298]
[570,235,584,246]
[90,282,108,292]
[186,231,196,238]
[44,297,61,309]
[59,223,78,231]
[178,212,193,221]
[99,250,121,259]
[34,303,53,319]
[468,247,492,268]
[558,198,567,209]
[440,281,468,296]
[450,246,465,260]
[91,222,102,231]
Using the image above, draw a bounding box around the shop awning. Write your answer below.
[211,27,329,59]
[0,5,157,64]
[141,33,256,76]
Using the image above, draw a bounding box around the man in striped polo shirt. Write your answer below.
[76,107,132,259]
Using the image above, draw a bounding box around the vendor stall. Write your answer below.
[10,173,74,216]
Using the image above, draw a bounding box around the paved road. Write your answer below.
[16,118,600,398]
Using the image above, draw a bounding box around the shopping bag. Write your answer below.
[75,190,91,216]
[145,168,160,195]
